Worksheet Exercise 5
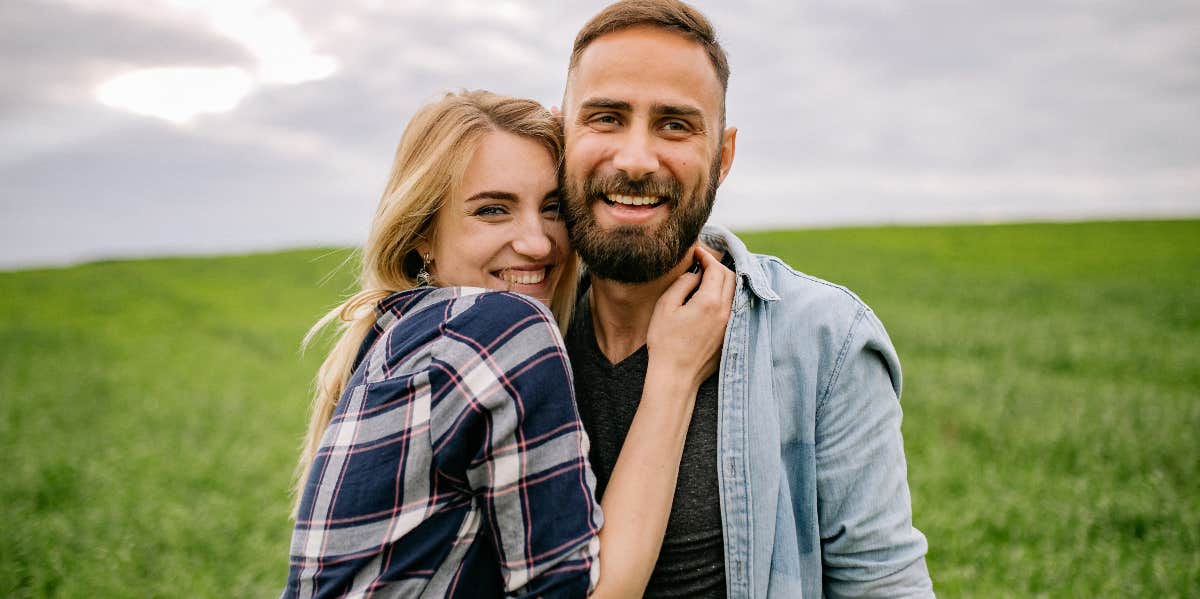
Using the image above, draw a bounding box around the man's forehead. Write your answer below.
[565,26,723,113]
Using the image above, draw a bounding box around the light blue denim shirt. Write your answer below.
[700,225,934,598]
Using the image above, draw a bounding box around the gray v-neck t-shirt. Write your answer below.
[566,287,727,598]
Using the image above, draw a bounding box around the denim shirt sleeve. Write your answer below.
[815,305,934,598]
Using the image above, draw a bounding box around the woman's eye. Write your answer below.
[474,205,508,217]
[543,202,563,218]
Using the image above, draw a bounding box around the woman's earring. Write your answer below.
[416,252,434,286]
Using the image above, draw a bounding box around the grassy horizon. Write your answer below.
[2,220,1197,597]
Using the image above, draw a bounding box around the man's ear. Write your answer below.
[717,126,737,185]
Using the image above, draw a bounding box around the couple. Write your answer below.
[283,1,933,597]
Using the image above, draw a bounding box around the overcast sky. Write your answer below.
[2,0,1198,269]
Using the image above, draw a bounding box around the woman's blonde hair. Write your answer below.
[294,90,577,511]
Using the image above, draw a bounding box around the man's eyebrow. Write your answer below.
[579,98,631,112]
[652,103,703,119]
[465,191,517,203]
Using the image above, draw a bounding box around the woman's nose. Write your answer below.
[511,215,553,259]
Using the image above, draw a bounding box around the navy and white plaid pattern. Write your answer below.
[283,287,602,598]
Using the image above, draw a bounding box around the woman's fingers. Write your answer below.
[685,247,732,311]
[645,245,735,388]
[650,245,735,328]
[658,251,704,307]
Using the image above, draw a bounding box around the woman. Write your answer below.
[283,90,733,598]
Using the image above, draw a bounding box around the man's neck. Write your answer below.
[588,243,720,364]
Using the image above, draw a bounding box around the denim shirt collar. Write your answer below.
[701,224,781,303]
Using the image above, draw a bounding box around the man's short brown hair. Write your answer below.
[568,0,730,95]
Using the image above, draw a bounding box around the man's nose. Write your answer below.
[611,128,659,181]
[511,214,554,259]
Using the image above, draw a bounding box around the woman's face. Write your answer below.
[423,131,568,306]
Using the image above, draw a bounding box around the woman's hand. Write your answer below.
[645,245,736,389]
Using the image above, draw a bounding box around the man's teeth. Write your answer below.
[607,194,663,206]
[500,269,546,285]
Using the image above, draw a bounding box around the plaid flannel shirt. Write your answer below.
[283,287,602,598]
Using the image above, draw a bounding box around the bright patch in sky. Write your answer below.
[167,0,338,84]
[94,0,336,124]
[96,67,253,124]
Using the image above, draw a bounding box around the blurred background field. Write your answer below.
[1,220,1197,597]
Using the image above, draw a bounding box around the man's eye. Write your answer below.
[590,114,620,128]
[662,120,690,133]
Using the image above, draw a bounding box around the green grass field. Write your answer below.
[2,220,1197,597]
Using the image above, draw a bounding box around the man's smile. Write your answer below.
[605,193,665,207]
[597,192,669,225]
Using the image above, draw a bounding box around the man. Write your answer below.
[559,1,935,597]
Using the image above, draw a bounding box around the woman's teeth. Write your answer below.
[500,268,546,285]
[607,194,663,206]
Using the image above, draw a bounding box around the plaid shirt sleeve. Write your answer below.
[284,289,600,599]
[430,292,602,597]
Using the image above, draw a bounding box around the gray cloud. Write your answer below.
[1,0,250,108]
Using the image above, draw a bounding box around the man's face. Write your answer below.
[562,26,736,283]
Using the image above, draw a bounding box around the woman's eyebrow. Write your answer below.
[465,191,517,203]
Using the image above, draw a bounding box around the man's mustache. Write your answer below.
[583,172,682,205]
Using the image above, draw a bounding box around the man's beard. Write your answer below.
[564,157,720,284]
